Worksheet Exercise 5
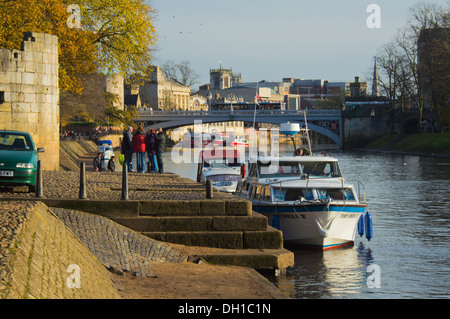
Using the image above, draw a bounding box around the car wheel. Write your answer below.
[28,185,36,193]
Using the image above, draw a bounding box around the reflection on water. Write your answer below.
[269,242,377,299]
[163,147,450,299]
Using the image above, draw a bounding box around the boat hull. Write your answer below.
[254,204,365,250]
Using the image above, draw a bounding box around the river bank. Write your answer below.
[357,133,450,158]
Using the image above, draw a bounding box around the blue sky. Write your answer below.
[151,0,436,90]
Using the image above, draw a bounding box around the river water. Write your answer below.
[162,146,450,299]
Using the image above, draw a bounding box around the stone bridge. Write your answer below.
[135,109,343,146]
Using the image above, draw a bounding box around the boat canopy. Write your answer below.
[249,156,342,178]
[98,140,112,145]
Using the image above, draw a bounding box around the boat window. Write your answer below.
[235,182,242,194]
[262,186,271,201]
[317,188,355,201]
[206,174,242,182]
[302,161,342,177]
[258,161,301,178]
[249,164,258,177]
[273,188,313,202]
[255,186,264,200]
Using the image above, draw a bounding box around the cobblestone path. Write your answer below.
[51,208,187,277]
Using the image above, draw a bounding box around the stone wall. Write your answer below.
[0,32,59,171]
[0,201,120,299]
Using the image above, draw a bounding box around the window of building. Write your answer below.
[0,92,5,104]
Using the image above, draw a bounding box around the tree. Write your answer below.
[0,0,98,94]
[72,0,157,79]
[374,1,449,131]
[160,60,200,87]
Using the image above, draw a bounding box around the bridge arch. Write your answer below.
[135,110,343,147]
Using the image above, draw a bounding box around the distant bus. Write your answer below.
[210,102,285,111]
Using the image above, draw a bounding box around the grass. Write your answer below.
[367,133,450,155]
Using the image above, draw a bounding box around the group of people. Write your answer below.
[122,126,165,174]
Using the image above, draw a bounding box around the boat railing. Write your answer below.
[344,179,366,204]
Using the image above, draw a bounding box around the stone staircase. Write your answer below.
[109,198,284,250]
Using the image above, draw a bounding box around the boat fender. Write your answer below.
[357,214,365,237]
[241,163,246,178]
[272,214,280,230]
[364,212,373,241]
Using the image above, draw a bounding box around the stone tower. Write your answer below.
[0,32,60,170]
[210,66,233,90]
[105,73,124,110]
[372,58,380,97]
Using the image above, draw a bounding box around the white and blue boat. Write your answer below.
[235,155,369,250]
[235,122,372,250]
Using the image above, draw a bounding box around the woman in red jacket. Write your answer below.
[132,127,147,173]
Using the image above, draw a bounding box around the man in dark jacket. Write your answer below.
[122,126,134,171]
[153,128,165,174]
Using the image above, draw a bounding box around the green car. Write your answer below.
[0,130,44,192]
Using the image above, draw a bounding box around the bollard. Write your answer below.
[79,162,87,199]
[35,160,43,198]
[121,165,128,200]
[206,179,213,198]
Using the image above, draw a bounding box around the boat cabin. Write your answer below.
[235,156,361,204]
[196,149,245,192]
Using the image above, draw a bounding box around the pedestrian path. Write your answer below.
[51,208,187,277]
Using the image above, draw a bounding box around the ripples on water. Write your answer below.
[163,149,450,299]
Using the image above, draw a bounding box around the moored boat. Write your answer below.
[196,148,245,193]
[235,155,369,250]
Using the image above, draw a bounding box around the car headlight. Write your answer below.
[16,163,34,168]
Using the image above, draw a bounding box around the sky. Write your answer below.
[150,0,441,90]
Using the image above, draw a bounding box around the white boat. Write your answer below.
[196,149,245,193]
[235,155,369,250]
[235,153,370,250]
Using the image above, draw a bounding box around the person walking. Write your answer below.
[154,128,165,174]
[132,127,147,173]
[146,128,158,172]
[122,126,134,171]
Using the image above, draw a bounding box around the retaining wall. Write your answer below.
[0,201,120,299]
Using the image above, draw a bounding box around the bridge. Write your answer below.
[135,109,343,146]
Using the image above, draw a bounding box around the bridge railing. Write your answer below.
[136,109,341,118]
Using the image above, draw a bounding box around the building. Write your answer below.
[209,65,241,90]
[289,78,349,99]
[349,76,367,99]
[105,74,124,110]
[138,66,191,110]
[0,32,59,170]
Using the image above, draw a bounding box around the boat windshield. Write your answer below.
[301,161,342,177]
[204,159,241,168]
[206,174,242,182]
[272,187,356,202]
[258,161,302,178]
[257,160,342,178]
